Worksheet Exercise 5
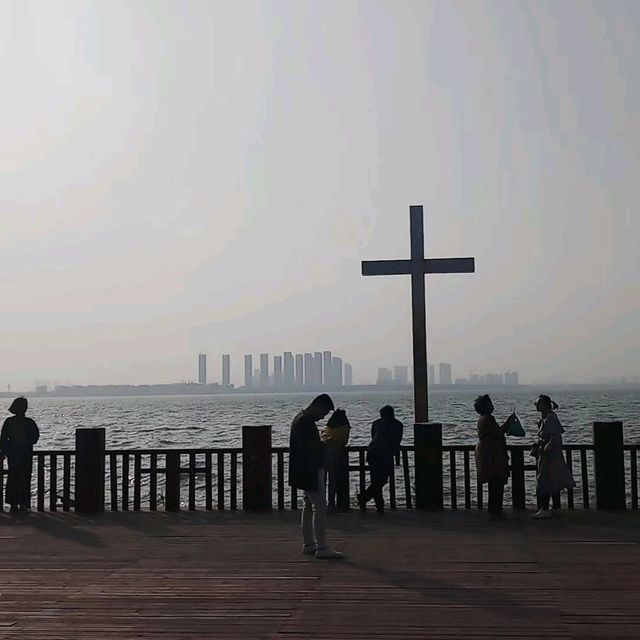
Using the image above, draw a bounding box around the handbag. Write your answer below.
[507,412,526,437]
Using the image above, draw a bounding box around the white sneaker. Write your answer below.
[531,509,552,519]
[302,545,316,555]
[315,548,345,560]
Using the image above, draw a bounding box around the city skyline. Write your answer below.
[18,347,640,392]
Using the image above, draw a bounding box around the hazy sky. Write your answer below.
[1,0,638,388]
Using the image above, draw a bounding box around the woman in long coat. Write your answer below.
[531,394,575,519]
[474,394,515,516]
[1,397,40,512]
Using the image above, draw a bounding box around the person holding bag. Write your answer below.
[473,394,518,516]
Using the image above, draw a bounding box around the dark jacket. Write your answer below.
[288,410,322,491]
[0,416,40,459]
[367,417,404,469]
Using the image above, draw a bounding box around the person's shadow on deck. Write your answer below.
[10,512,105,548]
[341,559,545,622]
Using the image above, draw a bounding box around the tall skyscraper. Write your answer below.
[332,357,343,387]
[394,366,409,385]
[222,354,230,386]
[322,351,332,386]
[314,352,323,388]
[304,353,314,387]
[283,352,294,387]
[439,362,452,386]
[428,364,435,386]
[198,353,207,385]
[344,363,353,386]
[295,354,304,387]
[244,355,252,388]
[260,354,269,388]
[274,355,283,387]
[377,367,393,385]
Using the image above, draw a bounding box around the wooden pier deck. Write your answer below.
[0,509,638,639]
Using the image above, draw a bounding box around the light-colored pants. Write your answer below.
[302,468,327,551]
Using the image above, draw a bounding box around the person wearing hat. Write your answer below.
[0,397,40,513]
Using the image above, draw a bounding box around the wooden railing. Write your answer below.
[105,448,242,511]
[4,440,639,513]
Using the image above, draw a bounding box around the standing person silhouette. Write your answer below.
[289,394,344,559]
[357,405,403,513]
[320,408,351,513]
[531,394,575,519]
[473,394,515,516]
[1,397,40,513]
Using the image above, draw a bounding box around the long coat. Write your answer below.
[535,412,576,495]
[474,415,509,484]
[288,410,322,491]
[0,415,40,507]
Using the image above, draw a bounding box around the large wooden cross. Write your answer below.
[362,205,475,423]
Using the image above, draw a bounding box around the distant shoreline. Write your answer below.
[1,382,638,400]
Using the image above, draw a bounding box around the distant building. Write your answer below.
[332,357,343,387]
[274,355,283,387]
[428,364,435,386]
[35,385,48,394]
[344,363,353,386]
[244,355,252,388]
[198,353,207,385]
[304,353,315,387]
[377,367,393,385]
[260,354,269,388]
[394,366,409,385]
[439,363,452,386]
[504,371,519,385]
[295,354,304,386]
[222,354,230,386]
[314,352,323,388]
[283,352,294,386]
[485,373,504,385]
[323,351,332,386]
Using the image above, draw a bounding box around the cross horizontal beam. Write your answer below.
[362,257,475,276]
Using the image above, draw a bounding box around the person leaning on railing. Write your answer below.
[0,397,40,513]
[474,394,516,516]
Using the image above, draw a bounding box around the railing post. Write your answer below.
[593,421,626,510]
[242,425,272,511]
[510,447,526,510]
[75,428,105,514]
[414,422,442,510]
[335,449,350,511]
[165,451,180,512]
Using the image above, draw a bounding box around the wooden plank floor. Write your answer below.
[0,508,638,639]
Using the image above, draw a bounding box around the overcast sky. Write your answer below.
[1,0,638,388]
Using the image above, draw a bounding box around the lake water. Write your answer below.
[15,387,640,450]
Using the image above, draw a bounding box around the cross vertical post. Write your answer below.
[361,206,475,424]
[410,206,428,423]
